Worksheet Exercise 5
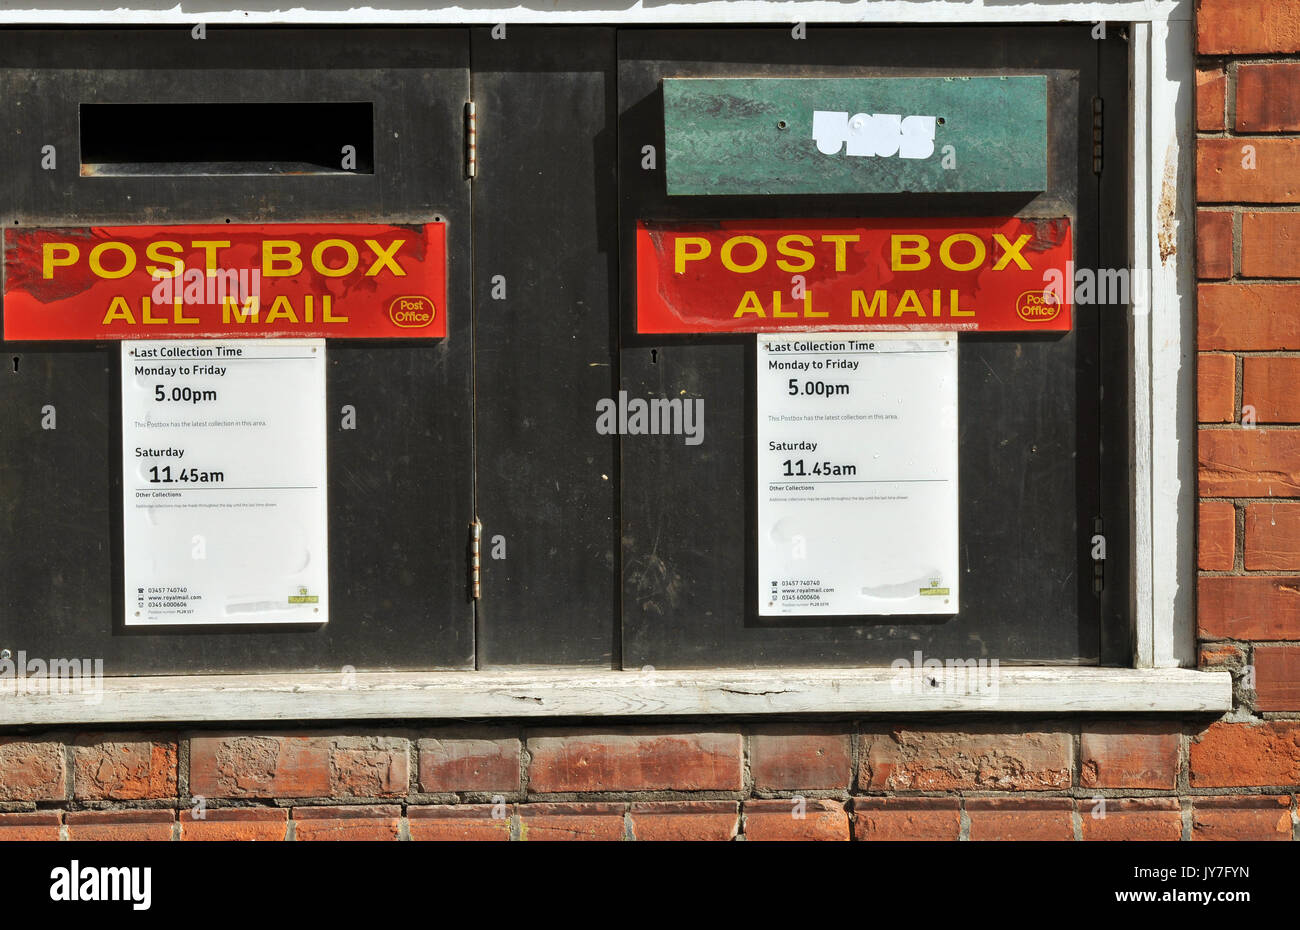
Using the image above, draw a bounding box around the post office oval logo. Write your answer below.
[388,295,436,328]
[1015,289,1060,323]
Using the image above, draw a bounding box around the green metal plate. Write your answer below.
[663,76,1048,195]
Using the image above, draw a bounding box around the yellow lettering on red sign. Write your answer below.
[38,238,412,281]
[742,288,976,320]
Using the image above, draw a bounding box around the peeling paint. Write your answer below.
[1157,141,1179,264]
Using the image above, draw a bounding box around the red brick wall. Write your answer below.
[2,5,1299,842]
[1197,0,1300,808]
[0,721,1292,840]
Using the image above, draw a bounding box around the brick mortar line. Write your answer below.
[515,790,749,803]
[1201,351,1300,358]
[1201,263,1291,285]
[1179,722,1194,796]
[1223,57,1236,134]
[519,726,532,800]
[61,740,74,803]
[447,792,524,804]
[153,786,1300,805]
[752,788,851,799]
[1198,497,1300,503]
[1197,569,1300,575]
[741,731,753,798]
[1071,726,1082,798]
[177,736,190,802]
[1208,276,1300,284]
[1213,131,1300,139]
[1194,132,1300,139]
[18,791,1300,835]
[849,721,862,794]
[1199,638,1300,646]
[412,792,466,805]
[58,799,183,811]
[1205,567,1300,575]
[1193,134,1300,148]
[1245,642,1258,714]
[1232,345,1244,421]
[35,790,1300,809]
[1233,205,1244,283]
[1197,206,1300,214]
[1234,498,1246,570]
[1212,55,1300,67]
[1198,201,1300,209]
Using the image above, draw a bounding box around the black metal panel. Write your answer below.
[618,26,1124,667]
[0,28,475,672]
[0,25,1134,675]
[471,27,620,667]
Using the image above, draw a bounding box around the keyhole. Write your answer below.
[651,349,658,365]
[10,356,17,374]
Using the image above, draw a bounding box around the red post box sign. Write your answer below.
[636,216,1072,334]
[2,222,447,340]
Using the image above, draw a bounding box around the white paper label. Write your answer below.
[121,339,328,626]
[757,331,958,616]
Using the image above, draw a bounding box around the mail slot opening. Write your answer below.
[79,102,374,176]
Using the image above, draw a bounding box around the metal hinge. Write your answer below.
[465,101,477,179]
[1092,516,1105,593]
[470,518,482,599]
[1091,96,1103,175]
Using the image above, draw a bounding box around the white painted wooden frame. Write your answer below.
[1129,14,1197,670]
[0,0,1220,722]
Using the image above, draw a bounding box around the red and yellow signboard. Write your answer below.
[2,222,446,340]
[636,217,1072,333]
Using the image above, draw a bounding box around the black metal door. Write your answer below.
[616,25,1131,667]
[470,27,621,668]
[0,28,475,672]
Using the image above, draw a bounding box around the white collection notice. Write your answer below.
[757,331,959,617]
[121,339,328,626]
